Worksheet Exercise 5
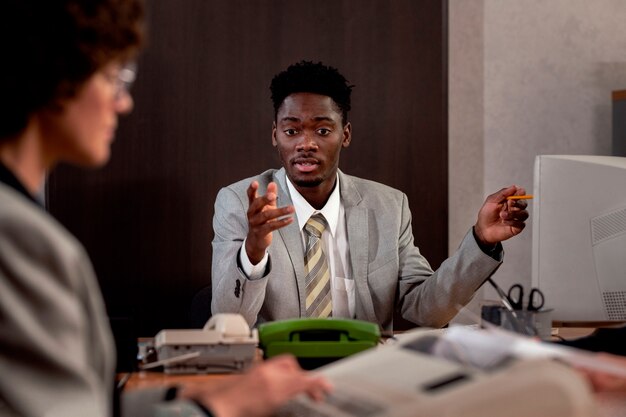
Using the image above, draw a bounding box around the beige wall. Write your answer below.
[449,0,626,320]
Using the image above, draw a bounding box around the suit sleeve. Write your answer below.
[395,193,503,327]
[211,186,270,326]
[0,215,113,417]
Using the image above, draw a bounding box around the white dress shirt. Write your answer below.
[239,175,355,318]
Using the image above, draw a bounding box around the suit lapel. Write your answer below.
[274,169,307,316]
[340,171,378,324]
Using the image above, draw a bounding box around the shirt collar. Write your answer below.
[0,161,43,207]
[285,174,341,237]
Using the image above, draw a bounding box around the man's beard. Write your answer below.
[292,177,324,188]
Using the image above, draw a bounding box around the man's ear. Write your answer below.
[272,121,277,147]
[342,122,352,148]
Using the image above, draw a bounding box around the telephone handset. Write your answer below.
[203,313,254,338]
[258,318,380,369]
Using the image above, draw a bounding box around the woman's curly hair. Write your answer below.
[0,0,145,139]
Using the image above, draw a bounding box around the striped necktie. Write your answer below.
[304,213,332,317]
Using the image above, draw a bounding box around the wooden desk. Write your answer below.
[553,327,596,340]
[124,372,626,417]
[123,371,239,392]
[124,330,626,416]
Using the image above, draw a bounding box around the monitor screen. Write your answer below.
[531,155,626,323]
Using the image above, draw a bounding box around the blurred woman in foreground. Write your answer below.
[0,1,329,416]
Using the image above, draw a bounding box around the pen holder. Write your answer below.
[481,304,553,340]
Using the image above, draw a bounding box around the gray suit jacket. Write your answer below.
[211,169,502,331]
[0,183,115,416]
[0,183,202,417]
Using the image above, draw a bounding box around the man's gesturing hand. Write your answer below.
[245,181,295,264]
[474,185,530,246]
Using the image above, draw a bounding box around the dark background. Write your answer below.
[47,0,449,336]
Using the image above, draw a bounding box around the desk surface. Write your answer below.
[553,327,596,339]
[124,371,239,391]
[124,328,626,416]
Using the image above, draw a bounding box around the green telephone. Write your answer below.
[258,318,381,369]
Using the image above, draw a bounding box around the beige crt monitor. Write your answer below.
[531,155,626,322]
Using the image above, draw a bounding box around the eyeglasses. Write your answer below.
[105,62,137,100]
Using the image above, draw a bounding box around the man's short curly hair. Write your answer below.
[0,0,145,139]
[270,61,354,126]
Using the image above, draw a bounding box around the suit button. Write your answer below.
[234,279,241,298]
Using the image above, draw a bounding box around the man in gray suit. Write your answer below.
[212,61,529,331]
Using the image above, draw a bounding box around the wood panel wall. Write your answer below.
[47,0,448,335]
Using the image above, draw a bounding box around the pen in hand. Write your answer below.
[506,195,533,200]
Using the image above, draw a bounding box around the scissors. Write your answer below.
[507,283,545,311]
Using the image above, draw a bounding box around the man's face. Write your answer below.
[272,92,351,192]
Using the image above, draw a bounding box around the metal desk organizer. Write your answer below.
[258,318,381,369]
[481,303,553,339]
[484,278,553,339]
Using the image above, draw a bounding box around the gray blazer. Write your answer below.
[211,169,502,331]
[0,183,201,417]
[0,183,115,416]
